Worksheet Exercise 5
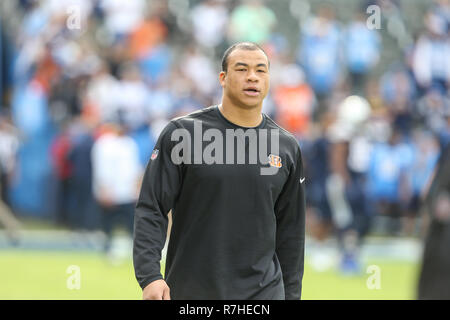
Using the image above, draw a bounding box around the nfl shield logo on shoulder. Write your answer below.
[151,149,159,160]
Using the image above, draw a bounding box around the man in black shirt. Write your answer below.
[133,42,306,300]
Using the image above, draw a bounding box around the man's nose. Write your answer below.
[247,70,259,82]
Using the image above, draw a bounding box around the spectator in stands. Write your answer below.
[302,113,335,272]
[272,63,316,139]
[190,0,229,56]
[297,4,342,119]
[366,126,415,234]
[179,45,219,103]
[227,0,276,45]
[404,130,440,235]
[66,116,99,230]
[115,62,150,130]
[84,61,120,125]
[379,62,417,134]
[99,0,147,43]
[50,121,74,227]
[128,7,169,61]
[344,11,381,95]
[438,108,450,149]
[0,114,21,244]
[416,87,450,137]
[137,41,172,86]
[91,121,143,256]
[412,9,450,95]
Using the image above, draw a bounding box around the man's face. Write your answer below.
[219,48,270,109]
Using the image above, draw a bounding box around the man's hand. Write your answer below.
[98,188,114,208]
[142,279,171,300]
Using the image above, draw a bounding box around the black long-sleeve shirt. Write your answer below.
[133,105,305,300]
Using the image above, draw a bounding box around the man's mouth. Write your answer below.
[243,88,260,96]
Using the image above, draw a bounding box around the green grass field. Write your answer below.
[0,250,420,300]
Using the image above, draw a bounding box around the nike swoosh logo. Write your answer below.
[300,177,305,183]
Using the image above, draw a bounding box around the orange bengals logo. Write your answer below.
[268,154,282,168]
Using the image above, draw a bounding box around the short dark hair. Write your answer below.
[221,42,269,72]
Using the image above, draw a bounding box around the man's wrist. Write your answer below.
[140,275,164,290]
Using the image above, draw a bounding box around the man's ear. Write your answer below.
[219,71,226,87]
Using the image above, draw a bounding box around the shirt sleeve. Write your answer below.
[133,121,183,290]
[274,147,306,300]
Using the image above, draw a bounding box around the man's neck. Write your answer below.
[218,101,263,128]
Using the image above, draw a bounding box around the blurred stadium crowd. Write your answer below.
[0,0,449,268]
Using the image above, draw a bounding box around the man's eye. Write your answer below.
[257,70,266,73]
[237,69,246,71]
